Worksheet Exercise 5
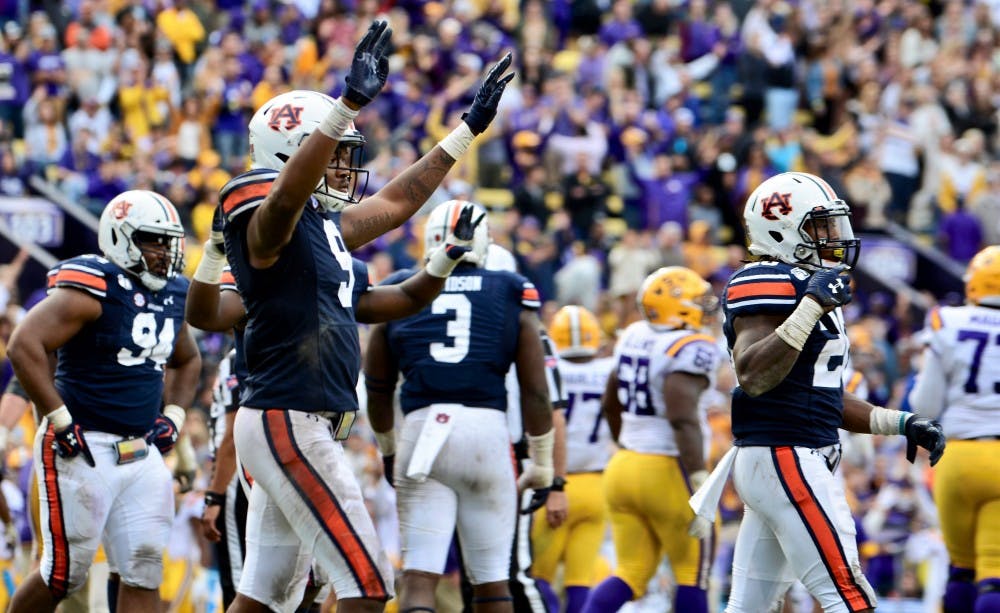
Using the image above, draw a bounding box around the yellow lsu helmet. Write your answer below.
[549,305,602,358]
[638,266,717,330]
[965,245,1000,306]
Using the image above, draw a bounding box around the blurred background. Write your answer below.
[0,0,995,610]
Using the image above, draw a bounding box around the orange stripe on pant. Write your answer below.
[263,411,387,599]
[42,427,70,598]
[773,447,872,612]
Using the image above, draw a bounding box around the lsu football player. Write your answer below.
[6,190,202,613]
[532,305,615,613]
[364,200,555,613]
[582,266,721,613]
[719,171,945,613]
[908,245,1000,613]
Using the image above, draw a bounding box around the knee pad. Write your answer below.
[119,545,164,590]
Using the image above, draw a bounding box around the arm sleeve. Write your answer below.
[907,347,947,419]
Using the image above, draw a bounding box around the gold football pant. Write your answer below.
[531,472,607,587]
[603,450,710,597]
[933,439,1000,581]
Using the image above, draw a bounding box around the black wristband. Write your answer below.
[550,476,567,492]
[204,491,226,507]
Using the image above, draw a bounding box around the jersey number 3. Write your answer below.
[430,294,471,363]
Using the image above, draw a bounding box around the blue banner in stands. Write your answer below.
[859,235,917,285]
[0,197,65,247]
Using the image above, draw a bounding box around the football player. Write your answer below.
[6,190,202,613]
[908,245,1000,613]
[582,266,721,613]
[364,200,555,613]
[532,305,615,613]
[720,171,945,613]
[216,20,515,612]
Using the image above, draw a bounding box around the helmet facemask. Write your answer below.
[318,136,369,211]
[129,229,185,292]
[796,205,860,270]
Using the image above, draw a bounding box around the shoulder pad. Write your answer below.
[47,256,111,299]
[220,169,278,221]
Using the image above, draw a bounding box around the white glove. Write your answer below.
[425,203,487,278]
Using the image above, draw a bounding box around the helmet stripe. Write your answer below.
[796,172,837,201]
[568,306,581,348]
[150,192,179,223]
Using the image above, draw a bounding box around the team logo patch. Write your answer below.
[435,413,450,424]
[268,104,304,131]
[117,274,133,290]
[790,267,809,280]
[761,192,792,220]
[133,293,145,307]
[110,199,132,220]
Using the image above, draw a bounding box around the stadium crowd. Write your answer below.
[0,0,995,611]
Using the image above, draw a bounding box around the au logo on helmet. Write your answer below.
[111,200,132,220]
[761,192,792,220]
[268,104,304,131]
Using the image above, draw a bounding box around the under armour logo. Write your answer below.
[164,296,174,306]
[828,279,844,294]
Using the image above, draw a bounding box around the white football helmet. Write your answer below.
[248,90,368,212]
[743,171,860,270]
[423,200,490,267]
[485,243,518,273]
[98,190,185,291]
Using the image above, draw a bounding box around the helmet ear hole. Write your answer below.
[769,230,784,243]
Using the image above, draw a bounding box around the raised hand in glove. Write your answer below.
[343,20,393,108]
[210,206,225,255]
[461,52,515,135]
[425,203,488,277]
[806,264,853,311]
[904,416,946,466]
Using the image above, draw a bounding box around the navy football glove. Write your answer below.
[462,52,515,135]
[520,487,551,515]
[805,264,853,309]
[904,416,946,466]
[343,20,392,107]
[442,203,487,261]
[147,415,179,455]
[209,206,225,255]
[52,423,95,467]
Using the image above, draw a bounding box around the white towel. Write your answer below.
[405,404,459,482]
[688,447,738,538]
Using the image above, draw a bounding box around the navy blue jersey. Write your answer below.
[220,266,250,384]
[722,261,848,447]
[47,255,189,435]
[221,170,371,413]
[383,265,541,414]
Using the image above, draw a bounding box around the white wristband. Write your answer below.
[192,241,227,284]
[374,430,396,456]
[163,404,186,430]
[425,246,461,278]
[774,298,825,351]
[869,407,910,435]
[526,429,554,470]
[438,122,475,160]
[317,97,360,140]
[48,405,72,431]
